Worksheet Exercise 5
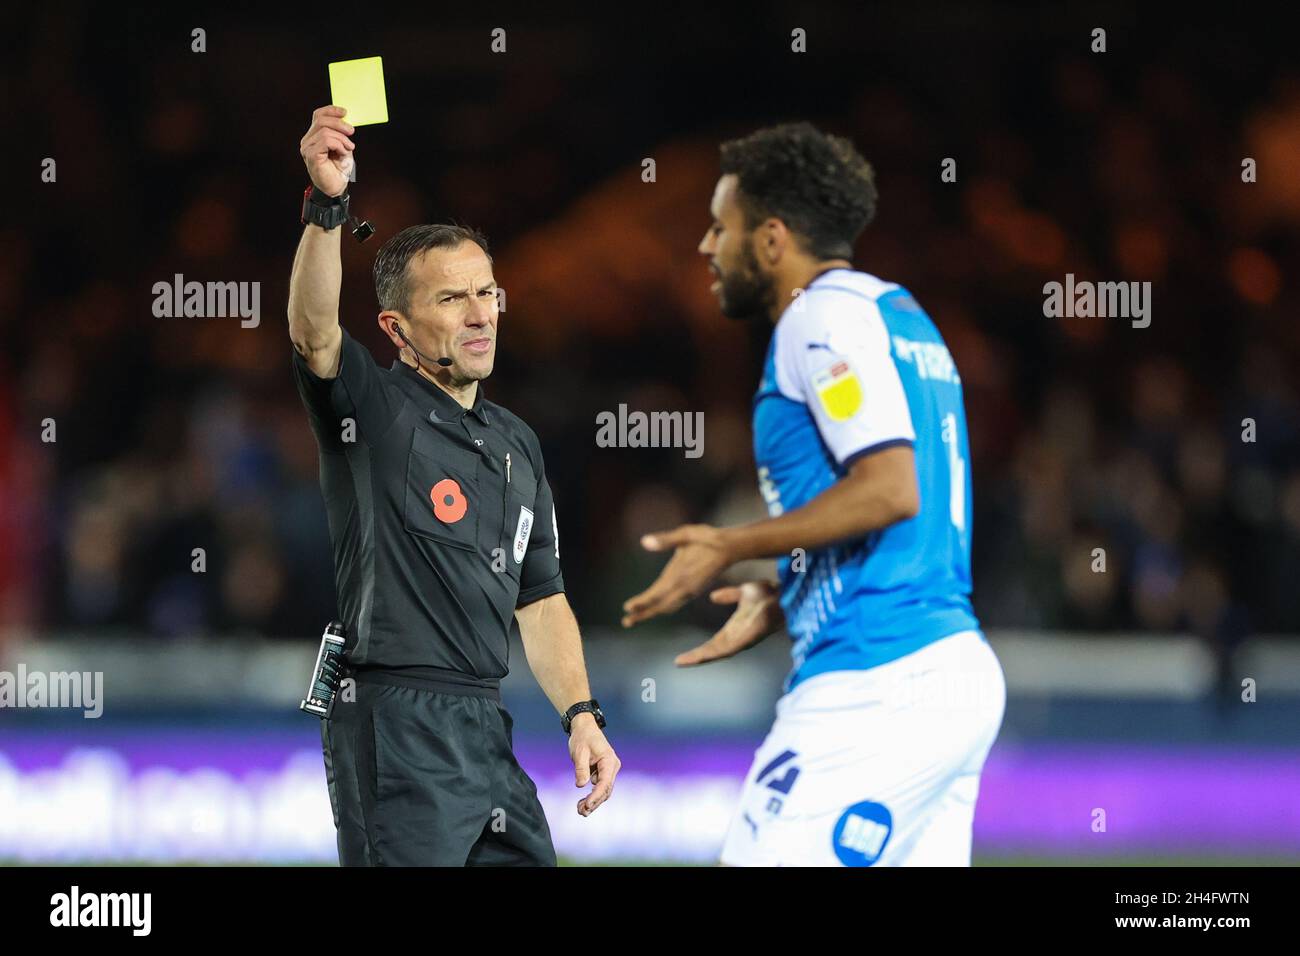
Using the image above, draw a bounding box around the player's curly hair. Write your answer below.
[719,122,877,261]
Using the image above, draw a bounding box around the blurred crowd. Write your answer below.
[3,9,1298,649]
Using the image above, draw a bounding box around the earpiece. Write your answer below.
[393,322,453,368]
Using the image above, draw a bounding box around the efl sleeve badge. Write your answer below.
[812,359,864,422]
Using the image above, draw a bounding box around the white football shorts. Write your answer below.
[719,629,1005,866]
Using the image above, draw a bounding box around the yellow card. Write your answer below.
[328,56,388,126]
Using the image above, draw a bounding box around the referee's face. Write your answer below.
[400,241,499,383]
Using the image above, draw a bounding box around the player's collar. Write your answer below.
[806,265,853,289]
[775,266,855,326]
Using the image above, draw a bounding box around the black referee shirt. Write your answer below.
[292,328,564,685]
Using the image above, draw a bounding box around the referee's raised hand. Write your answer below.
[299,105,356,198]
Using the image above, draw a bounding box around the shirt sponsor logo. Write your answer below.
[832,800,893,866]
[514,506,534,563]
[812,358,863,421]
[757,466,783,517]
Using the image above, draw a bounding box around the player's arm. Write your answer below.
[621,450,916,626]
[288,105,356,379]
[623,296,916,628]
[719,445,918,559]
[515,593,621,816]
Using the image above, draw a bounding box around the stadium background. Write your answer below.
[2,5,1299,863]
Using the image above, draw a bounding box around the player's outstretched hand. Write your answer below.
[570,719,621,817]
[299,105,356,199]
[621,524,734,627]
[675,581,784,667]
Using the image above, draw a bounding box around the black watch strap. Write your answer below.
[301,186,351,230]
[561,699,605,735]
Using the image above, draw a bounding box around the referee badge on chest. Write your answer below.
[513,506,534,563]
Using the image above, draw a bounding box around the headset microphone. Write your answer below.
[393,323,454,369]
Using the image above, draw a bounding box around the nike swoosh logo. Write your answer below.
[427,410,455,424]
[806,342,833,352]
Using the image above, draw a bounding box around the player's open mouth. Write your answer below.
[462,338,493,354]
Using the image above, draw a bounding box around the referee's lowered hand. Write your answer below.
[570,718,620,816]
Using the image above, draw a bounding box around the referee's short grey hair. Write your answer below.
[372,223,492,315]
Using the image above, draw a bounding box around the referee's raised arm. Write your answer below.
[288,105,354,379]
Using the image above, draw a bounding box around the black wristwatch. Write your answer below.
[301,185,351,230]
[561,699,606,735]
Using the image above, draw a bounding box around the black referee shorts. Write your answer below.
[321,674,557,866]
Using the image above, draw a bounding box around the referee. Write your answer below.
[288,105,620,866]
